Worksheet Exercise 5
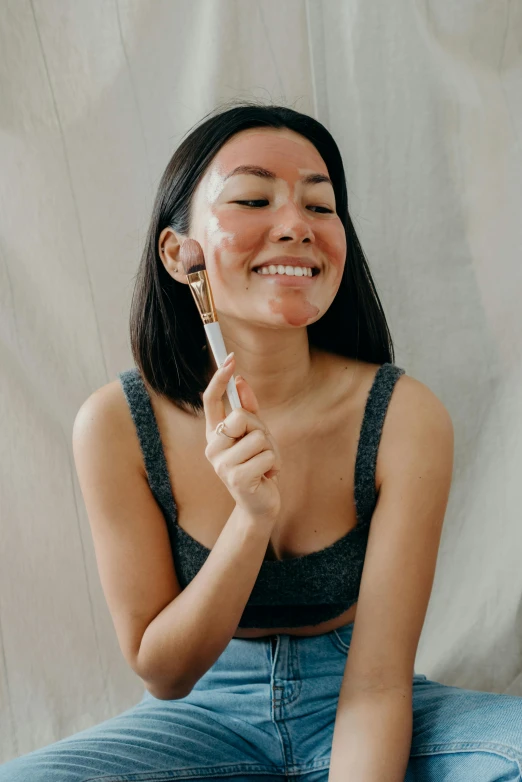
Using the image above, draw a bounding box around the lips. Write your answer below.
[250,256,321,288]
[252,256,320,272]
[252,269,318,287]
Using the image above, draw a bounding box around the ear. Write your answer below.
[158,228,188,284]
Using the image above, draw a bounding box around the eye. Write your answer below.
[235,200,334,214]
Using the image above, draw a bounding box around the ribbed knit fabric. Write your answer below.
[118,362,405,629]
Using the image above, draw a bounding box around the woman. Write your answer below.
[2,103,522,781]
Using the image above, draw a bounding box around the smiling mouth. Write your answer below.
[252,268,320,277]
[252,268,320,287]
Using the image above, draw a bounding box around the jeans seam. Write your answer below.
[285,757,331,775]
[331,629,349,653]
[279,678,302,707]
[410,741,522,771]
[85,761,284,782]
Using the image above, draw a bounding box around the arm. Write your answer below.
[329,375,454,781]
[329,687,412,781]
[137,504,274,698]
[73,384,275,701]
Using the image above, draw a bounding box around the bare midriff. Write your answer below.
[232,602,357,638]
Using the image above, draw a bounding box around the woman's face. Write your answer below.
[187,127,346,328]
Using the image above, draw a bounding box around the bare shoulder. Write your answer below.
[377,369,454,487]
[72,378,145,476]
[315,352,453,438]
[384,369,454,435]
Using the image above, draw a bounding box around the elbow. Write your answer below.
[135,656,193,700]
[143,677,192,701]
[134,639,193,701]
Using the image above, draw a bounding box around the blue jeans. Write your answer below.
[1,621,522,780]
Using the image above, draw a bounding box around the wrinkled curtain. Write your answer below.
[1,0,521,761]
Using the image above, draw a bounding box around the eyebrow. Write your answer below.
[224,165,333,188]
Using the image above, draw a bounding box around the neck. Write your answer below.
[213,321,321,414]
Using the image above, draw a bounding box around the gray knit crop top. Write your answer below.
[118,362,405,629]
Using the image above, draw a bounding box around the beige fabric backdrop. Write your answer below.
[1,0,521,762]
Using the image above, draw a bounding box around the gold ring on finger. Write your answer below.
[215,421,236,441]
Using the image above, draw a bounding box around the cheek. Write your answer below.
[201,212,261,294]
[316,221,346,287]
[203,209,346,293]
[206,210,263,257]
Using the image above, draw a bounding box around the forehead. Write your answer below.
[210,128,329,179]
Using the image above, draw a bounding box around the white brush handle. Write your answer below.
[204,321,242,410]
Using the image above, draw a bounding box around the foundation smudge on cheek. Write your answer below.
[268,290,319,326]
[205,214,237,262]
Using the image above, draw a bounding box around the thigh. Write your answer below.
[0,690,285,782]
[407,675,522,781]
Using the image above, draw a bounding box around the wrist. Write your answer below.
[231,504,278,532]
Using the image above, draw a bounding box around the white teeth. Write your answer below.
[254,266,315,277]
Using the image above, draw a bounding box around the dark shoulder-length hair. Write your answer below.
[129,100,396,415]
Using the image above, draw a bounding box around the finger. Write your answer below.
[234,375,259,415]
[210,406,270,448]
[265,432,282,473]
[214,427,273,468]
[203,353,236,436]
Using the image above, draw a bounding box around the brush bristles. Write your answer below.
[179,238,206,276]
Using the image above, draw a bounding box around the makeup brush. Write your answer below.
[179,238,242,411]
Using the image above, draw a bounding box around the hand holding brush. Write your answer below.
[203,352,282,521]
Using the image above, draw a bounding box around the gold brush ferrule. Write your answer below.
[186,270,217,325]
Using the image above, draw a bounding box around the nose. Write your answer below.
[268,202,315,244]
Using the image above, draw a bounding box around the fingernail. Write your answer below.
[222,352,234,368]
[235,375,243,383]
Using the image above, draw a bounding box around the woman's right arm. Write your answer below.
[72,377,278,700]
[137,502,273,699]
